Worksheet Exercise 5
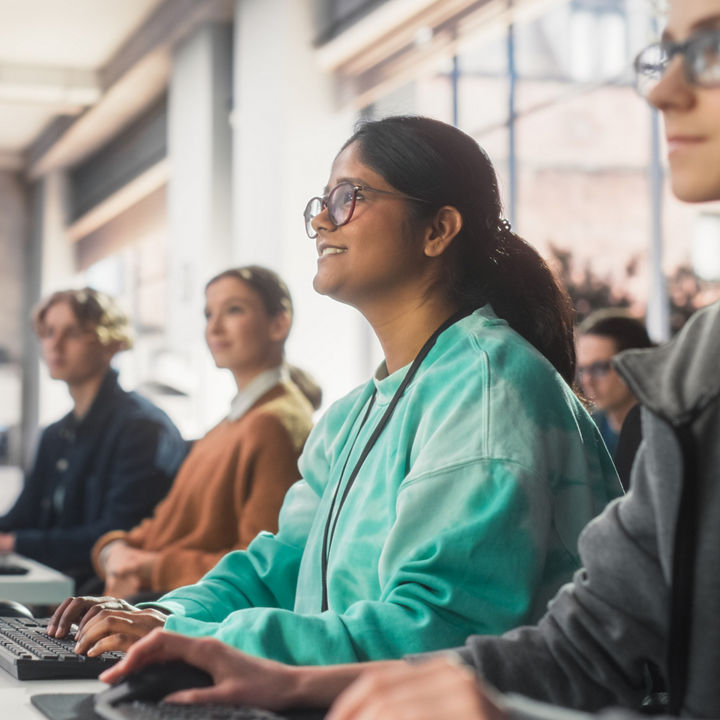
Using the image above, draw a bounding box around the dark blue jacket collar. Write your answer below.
[58,368,122,439]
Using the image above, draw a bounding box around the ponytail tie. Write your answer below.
[484,217,512,234]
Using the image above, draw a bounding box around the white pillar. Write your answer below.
[232,0,380,408]
[165,21,235,429]
[167,22,234,352]
[37,170,78,427]
[647,108,670,342]
[39,170,74,295]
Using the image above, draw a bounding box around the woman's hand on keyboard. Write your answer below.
[72,605,168,655]
[47,596,138,639]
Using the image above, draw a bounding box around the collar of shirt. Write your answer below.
[227,364,288,422]
[58,368,120,440]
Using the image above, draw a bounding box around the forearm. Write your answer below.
[14,518,123,571]
[0,484,35,531]
[288,661,402,708]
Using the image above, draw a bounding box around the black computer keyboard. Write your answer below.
[95,700,290,720]
[0,616,124,680]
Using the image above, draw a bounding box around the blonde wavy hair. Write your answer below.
[33,287,134,351]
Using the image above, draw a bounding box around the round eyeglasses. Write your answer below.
[303,181,428,239]
[633,28,720,98]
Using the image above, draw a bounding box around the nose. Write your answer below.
[206,313,223,335]
[44,332,62,350]
[311,205,333,237]
[646,55,695,112]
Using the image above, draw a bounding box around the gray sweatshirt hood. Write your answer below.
[613,300,720,426]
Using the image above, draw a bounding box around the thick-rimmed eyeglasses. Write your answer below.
[577,361,612,382]
[633,28,720,97]
[303,181,427,239]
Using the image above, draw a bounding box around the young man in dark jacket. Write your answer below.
[0,288,186,588]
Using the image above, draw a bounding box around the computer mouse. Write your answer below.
[95,660,214,707]
[0,599,34,618]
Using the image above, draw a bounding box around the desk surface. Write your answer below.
[0,667,102,719]
[0,553,74,606]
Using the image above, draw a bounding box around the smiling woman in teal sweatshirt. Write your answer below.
[54,117,621,665]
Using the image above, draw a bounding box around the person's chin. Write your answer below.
[312,269,337,297]
[669,163,720,203]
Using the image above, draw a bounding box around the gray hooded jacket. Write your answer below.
[457,300,720,720]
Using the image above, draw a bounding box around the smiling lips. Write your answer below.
[318,244,347,258]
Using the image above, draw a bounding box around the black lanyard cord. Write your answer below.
[320,308,471,612]
[320,388,377,596]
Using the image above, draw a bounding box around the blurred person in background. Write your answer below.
[0,288,185,589]
[101,1,720,717]
[91,266,319,601]
[576,310,653,459]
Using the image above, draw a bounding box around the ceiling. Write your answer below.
[0,0,164,170]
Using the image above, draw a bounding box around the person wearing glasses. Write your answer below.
[98,1,720,718]
[0,288,186,589]
[89,266,320,601]
[50,116,620,665]
[576,310,654,465]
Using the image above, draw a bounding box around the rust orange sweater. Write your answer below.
[91,381,313,592]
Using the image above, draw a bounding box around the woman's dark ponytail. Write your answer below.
[347,115,576,384]
[482,228,575,384]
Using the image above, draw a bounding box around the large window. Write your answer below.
[354,0,720,325]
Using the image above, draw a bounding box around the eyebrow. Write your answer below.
[322,177,366,195]
[206,296,251,309]
[662,13,720,42]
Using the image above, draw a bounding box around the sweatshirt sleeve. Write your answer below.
[503,694,686,720]
[0,431,48,531]
[0,476,37,531]
[151,476,320,620]
[13,419,179,573]
[150,412,302,591]
[455,437,670,712]
[502,694,651,720]
[158,457,557,664]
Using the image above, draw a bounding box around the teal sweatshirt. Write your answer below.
[154,307,621,664]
